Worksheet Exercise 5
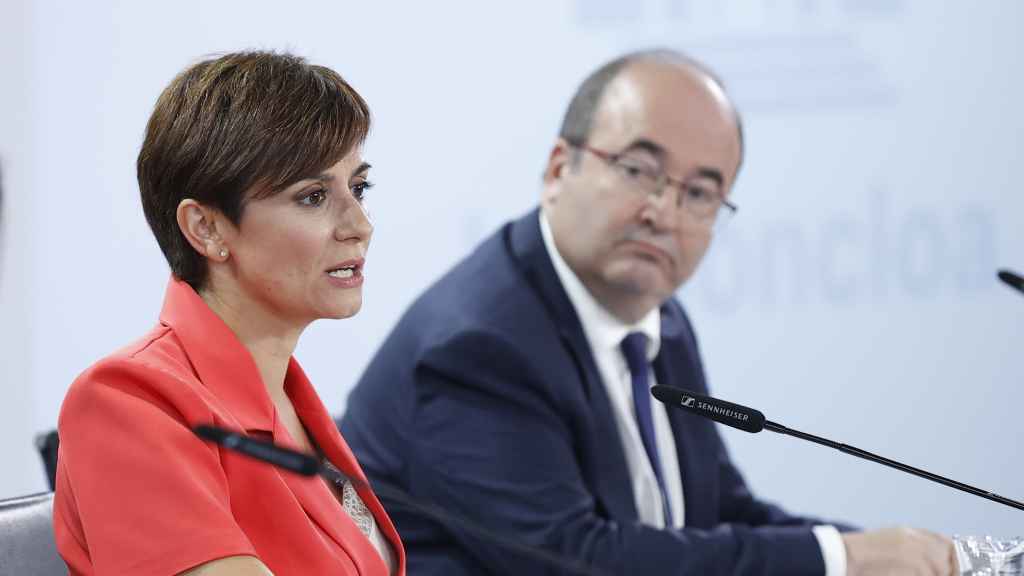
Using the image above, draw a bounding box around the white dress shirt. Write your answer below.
[539,211,846,575]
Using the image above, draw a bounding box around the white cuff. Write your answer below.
[812,525,847,576]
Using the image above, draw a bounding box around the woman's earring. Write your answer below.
[219,249,228,258]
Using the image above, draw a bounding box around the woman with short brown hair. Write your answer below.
[53,51,403,576]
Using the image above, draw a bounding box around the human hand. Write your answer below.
[842,527,957,576]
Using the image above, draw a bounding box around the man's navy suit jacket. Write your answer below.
[341,209,838,575]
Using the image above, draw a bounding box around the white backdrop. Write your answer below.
[1,0,1021,537]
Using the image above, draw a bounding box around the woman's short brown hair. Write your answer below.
[137,51,370,290]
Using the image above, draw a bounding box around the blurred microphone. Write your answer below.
[649,387,766,433]
[195,425,320,474]
[650,386,1024,513]
[193,425,609,576]
[998,269,1024,296]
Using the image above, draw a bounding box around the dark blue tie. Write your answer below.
[620,332,674,527]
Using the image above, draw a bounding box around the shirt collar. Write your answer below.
[539,211,661,361]
[158,276,277,432]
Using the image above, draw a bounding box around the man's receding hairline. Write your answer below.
[605,54,738,127]
[585,51,745,169]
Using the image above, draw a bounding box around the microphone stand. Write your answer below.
[763,421,1024,512]
[766,269,1021,509]
[651,384,1024,513]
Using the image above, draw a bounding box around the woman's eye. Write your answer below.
[300,188,327,207]
[351,181,374,202]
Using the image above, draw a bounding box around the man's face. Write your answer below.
[543,61,742,323]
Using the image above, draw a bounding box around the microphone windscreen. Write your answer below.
[998,269,1024,294]
[651,385,766,433]
[194,424,321,476]
[194,424,230,443]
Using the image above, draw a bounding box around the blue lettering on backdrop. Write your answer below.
[688,189,997,314]
[760,222,810,308]
[574,0,900,113]
[900,209,945,298]
[955,209,996,294]
[578,0,904,23]
[697,230,745,313]
[575,1,643,25]
[819,216,859,304]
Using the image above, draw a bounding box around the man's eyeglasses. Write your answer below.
[573,143,738,224]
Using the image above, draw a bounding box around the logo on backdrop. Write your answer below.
[574,0,904,112]
[685,188,997,315]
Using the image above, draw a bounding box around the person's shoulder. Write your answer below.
[418,224,519,299]
[71,322,191,387]
[60,323,207,426]
[661,297,701,346]
[377,213,564,370]
[405,263,553,360]
[410,223,547,327]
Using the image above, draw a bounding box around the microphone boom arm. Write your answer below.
[763,420,1024,512]
[650,385,1024,513]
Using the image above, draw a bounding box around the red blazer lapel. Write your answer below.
[285,359,406,575]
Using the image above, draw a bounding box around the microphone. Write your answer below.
[193,425,610,576]
[998,269,1024,296]
[650,385,1024,513]
[650,386,766,433]
[194,425,320,475]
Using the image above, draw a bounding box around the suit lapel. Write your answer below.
[507,209,638,522]
[655,302,717,529]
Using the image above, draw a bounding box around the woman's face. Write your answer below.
[222,150,374,327]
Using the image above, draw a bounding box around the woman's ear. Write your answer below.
[175,199,232,262]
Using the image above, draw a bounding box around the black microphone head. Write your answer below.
[193,424,321,476]
[998,269,1024,295]
[194,424,231,444]
[651,385,766,433]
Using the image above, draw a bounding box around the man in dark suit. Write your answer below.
[340,50,956,575]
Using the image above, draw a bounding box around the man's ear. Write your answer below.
[542,138,575,185]
[542,139,576,207]
[175,199,232,262]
